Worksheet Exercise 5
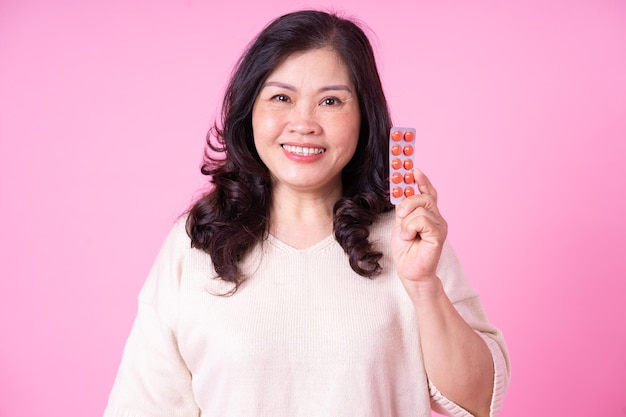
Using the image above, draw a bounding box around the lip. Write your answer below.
[281,143,326,162]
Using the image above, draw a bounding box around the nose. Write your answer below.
[288,104,321,135]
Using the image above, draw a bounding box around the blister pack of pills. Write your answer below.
[389,127,417,205]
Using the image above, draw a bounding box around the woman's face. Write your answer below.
[252,47,361,196]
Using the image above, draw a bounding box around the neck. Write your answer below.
[269,185,341,249]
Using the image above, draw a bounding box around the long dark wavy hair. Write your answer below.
[186,9,394,293]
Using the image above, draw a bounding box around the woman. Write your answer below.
[104,10,510,417]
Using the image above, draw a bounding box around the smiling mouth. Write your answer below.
[281,144,326,156]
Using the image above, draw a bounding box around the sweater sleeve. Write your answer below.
[104,218,200,417]
[428,242,511,417]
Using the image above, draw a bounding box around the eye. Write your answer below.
[321,97,342,106]
[271,94,291,103]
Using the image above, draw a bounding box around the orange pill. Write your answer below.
[392,187,403,198]
[391,130,403,141]
[404,130,415,142]
[403,145,414,156]
[403,159,413,170]
[404,172,414,183]
[391,158,402,170]
[391,144,402,155]
[392,172,403,184]
[404,187,415,197]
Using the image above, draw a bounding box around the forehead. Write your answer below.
[267,48,353,84]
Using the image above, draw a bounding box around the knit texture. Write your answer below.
[104,212,510,417]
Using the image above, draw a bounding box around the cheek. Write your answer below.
[251,105,263,134]
[251,114,279,165]
[341,106,361,137]
[252,107,281,141]
[251,112,269,149]
[338,114,361,153]
[348,135,360,160]
[334,131,359,166]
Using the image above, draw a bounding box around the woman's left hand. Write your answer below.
[391,169,448,292]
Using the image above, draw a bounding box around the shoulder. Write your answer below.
[138,214,193,305]
[165,213,192,248]
[149,213,198,263]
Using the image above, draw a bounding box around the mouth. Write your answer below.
[281,144,326,156]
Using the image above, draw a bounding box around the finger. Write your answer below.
[396,193,440,219]
[398,207,447,241]
[413,168,438,201]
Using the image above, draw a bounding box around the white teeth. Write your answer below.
[282,144,326,156]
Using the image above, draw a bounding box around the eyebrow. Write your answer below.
[263,81,353,94]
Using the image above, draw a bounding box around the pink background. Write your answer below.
[1,0,625,416]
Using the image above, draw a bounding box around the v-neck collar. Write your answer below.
[265,233,337,253]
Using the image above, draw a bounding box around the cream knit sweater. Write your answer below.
[104,212,510,417]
